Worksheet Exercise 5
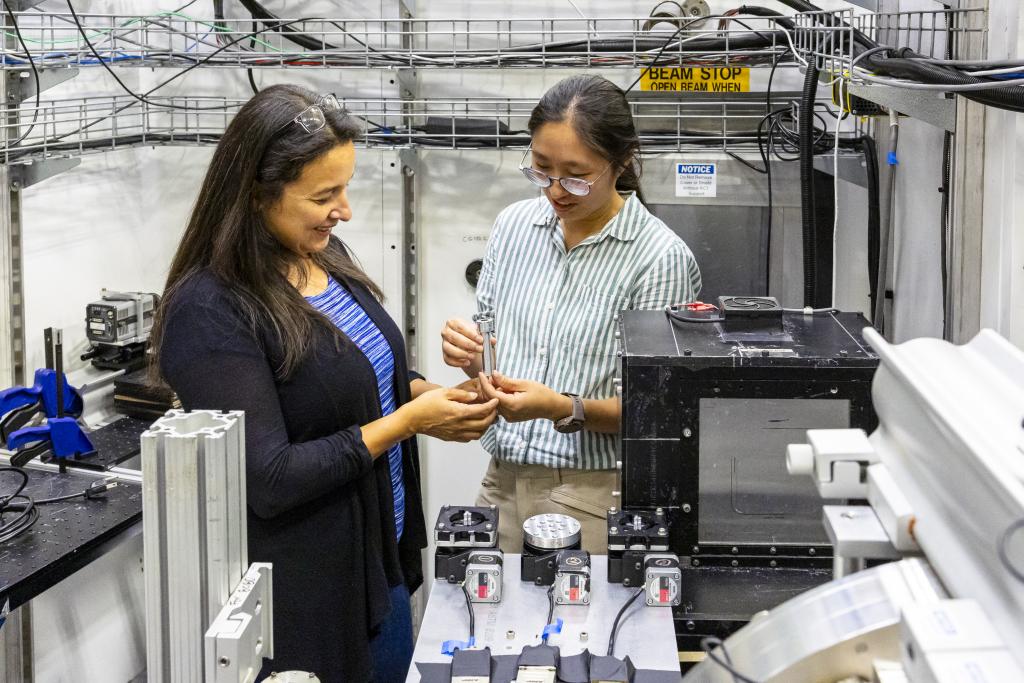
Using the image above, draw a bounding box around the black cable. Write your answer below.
[171,0,202,12]
[0,467,37,544]
[246,20,260,95]
[236,0,407,66]
[700,637,762,683]
[861,136,881,320]
[66,1,231,112]
[623,14,787,94]
[666,304,725,323]
[762,47,788,295]
[3,0,41,146]
[779,0,1024,113]
[725,151,766,174]
[33,15,320,150]
[545,585,555,634]
[239,0,338,52]
[246,68,259,95]
[861,48,1024,114]
[606,588,644,656]
[1,467,115,544]
[461,581,475,640]
[799,61,820,307]
[625,20,693,94]
[3,132,222,161]
[997,518,1024,584]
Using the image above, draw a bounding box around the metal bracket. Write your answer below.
[847,83,957,132]
[396,68,418,102]
[813,154,869,188]
[204,563,274,683]
[823,505,901,579]
[6,68,79,104]
[8,158,81,191]
[398,148,418,371]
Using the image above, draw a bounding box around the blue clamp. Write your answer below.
[7,417,95,467]
[887,151,899,166]
[541,618,564,642]
[0,368,83,420]
[441,636,475,656]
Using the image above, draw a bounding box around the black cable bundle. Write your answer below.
[771,0,1024,114]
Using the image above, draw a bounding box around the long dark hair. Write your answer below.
[527,75,645,203]
[150,83,381,380]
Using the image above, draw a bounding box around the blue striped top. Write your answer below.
[307,277,404,540]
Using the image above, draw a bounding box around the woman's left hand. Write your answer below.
[452,376,489,404]
[478,372,572,423]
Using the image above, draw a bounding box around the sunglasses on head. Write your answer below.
[277,94,342,134]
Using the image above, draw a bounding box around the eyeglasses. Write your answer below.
[518,146,611,197]
[279,94,341,134]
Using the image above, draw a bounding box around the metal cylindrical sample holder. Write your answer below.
[473,313,496,377]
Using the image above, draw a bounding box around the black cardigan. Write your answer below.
[159,264,427,682]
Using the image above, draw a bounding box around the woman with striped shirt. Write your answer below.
[154,84,498,682]
[442,75,702,553]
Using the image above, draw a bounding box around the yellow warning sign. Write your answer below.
[639,67,750,93]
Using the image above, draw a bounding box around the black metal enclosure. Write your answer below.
[617,307,880,653]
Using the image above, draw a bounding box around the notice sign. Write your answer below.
[675,163,717,198]
[640,66,750,93]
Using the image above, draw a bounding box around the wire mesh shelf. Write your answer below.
[0,95,240,163]
[1,12,795,70]
[793,7,987,79]
[0,93,848,163]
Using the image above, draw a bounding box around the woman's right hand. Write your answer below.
[441,317,493,370]
[401,387,498,442]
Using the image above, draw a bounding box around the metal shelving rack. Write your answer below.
[0,10,814,164]
[1,12,791,69]
[0,93,808,163]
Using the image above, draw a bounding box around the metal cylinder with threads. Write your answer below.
[473,313,496,377]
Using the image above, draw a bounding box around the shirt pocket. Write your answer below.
[559,284,628,379]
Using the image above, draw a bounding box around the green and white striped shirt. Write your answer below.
[477,193,701,470]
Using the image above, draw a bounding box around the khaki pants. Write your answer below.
[474,457,617,555]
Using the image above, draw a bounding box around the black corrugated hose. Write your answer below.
[861,136,881,319]
[799,61,819,307]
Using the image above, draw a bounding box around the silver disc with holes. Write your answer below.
[523,513,582,550]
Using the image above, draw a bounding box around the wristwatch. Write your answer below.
[553,393,585,434]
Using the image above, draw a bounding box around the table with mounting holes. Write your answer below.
[0,465,142,610]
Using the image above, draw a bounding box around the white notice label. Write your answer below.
[675,162,717,198]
